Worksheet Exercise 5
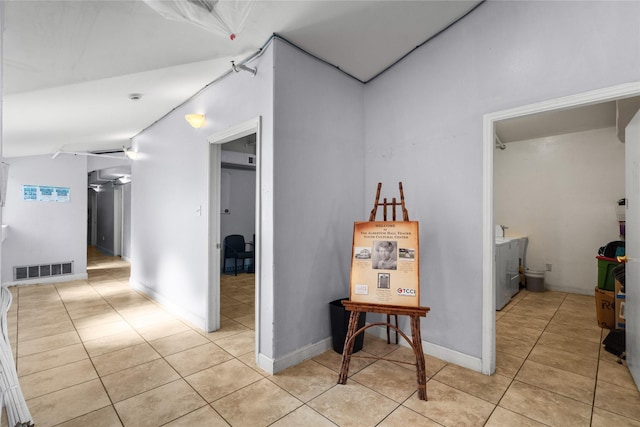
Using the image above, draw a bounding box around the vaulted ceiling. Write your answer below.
[2,0,481,157]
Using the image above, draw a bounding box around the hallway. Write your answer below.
[4,249,640,425]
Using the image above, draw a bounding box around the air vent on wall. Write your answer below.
[221,151,256,170]
[13,262,73,281]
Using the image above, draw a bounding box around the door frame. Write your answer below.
[89,189,98,246]
[206,117,261,350]
[625,109,640,385]
[113,185,122,257]
[482,82,640,375]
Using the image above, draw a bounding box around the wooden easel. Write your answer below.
[338,182,431,400]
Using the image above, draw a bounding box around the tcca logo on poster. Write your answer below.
[397,287,416,297]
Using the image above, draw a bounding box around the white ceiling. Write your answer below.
[495,97,640,145]
[2,0,482,158]
[495,102,618,144]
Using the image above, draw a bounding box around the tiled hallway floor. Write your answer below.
[4,248,640,426]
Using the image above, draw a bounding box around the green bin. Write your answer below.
[597,256,622,291]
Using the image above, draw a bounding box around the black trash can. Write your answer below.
[329,299,366,354]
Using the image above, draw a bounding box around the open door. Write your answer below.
[206,117,261,335]
[207,144,222,332]
[625,109,640,386]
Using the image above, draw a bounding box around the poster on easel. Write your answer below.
[350,220,420,307]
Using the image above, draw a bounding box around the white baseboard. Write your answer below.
[273,337,333,373]
[261,323,483,375]
[129,277,206,330]
[365,324,483,373]
[3,273,88,287]
[257,353,275,375]
[545,284,593,296]
[260,337,333,374]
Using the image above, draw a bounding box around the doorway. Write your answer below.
[88,189,98,246]
[87,165,132,258]
[482,83,640,375]
[206,117,261,356]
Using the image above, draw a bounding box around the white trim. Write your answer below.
[253,117,262,369]
[113,186,122,257]
[129,277,206,330]
[90,191,98,246]
[263,321,484,375]
[3,273,88,287]
[482,107,496,375]
[482,81,640,375]
[207,116,262,367]
[266,338,333,374]
[206,143,221,333]
[426,341,482,372]
[545,284,594,296]
[208,117,261,145]
[258,352,275,375]
[366,324,481,372]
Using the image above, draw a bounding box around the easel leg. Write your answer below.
[386,314,399,344]
[338,311,361,384]
[410,315,428,400]
[393,314,398,344]
[386,314,391,344]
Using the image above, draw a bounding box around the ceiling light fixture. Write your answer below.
[123,147,138,160]
[185,113,206,129]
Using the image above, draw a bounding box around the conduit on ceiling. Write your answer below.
[142,0,256,40]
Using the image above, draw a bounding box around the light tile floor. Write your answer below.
[3,248,640,426]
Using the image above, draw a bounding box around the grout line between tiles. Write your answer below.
[495,290,618,426]
[12,250,632,426]
[73,254,256,424]
[489,290,568,425]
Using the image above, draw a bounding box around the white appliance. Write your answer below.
[495,237,524,310]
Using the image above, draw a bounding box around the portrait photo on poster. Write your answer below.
[373,241,397,270]
[378,273,391,289]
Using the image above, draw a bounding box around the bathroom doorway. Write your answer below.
[482,83,640,375]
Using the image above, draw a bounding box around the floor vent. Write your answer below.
[13,262,73,281]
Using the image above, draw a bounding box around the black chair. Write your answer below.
[223,234,254,275]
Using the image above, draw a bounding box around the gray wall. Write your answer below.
[272,40,365,358]
[364,0,640,359]
[130,38,365,367]
[130,45,274,347]
[1,154,88,284]
[123,0,640,372]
